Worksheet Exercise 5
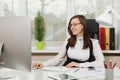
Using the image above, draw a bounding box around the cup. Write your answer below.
[105,69,114,80]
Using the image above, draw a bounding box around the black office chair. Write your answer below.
[87,19,99,40]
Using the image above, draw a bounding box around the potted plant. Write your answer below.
[34,11,45,50]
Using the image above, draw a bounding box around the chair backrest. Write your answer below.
[87,19,99,40]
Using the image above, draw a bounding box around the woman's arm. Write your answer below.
[79,39,105,68]
[43,40,68,67]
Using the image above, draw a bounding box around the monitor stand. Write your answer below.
[0,43,16,79]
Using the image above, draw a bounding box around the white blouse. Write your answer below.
[43,37,105,68]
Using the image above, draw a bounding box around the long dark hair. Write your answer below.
[68,15,91,49]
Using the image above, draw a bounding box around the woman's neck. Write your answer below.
[77,33,83,37]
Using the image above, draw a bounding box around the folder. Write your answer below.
[99,27,105,50]
[105,27,110,50]
[110,28,115,50]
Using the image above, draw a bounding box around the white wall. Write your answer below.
[114,0,120,49]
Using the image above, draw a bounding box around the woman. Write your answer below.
[33,15,105,69]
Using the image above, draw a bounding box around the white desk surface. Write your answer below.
[0,67,120,80]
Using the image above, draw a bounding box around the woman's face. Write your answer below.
[70,18,84,37]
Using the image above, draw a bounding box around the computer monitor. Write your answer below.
[0,16,31,72]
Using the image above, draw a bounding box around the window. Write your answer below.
[0,0,14,16]
[0,0,27,16]
[75,0,96,19]
[27,0,66,41]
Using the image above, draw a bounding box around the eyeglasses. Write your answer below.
[69,23,81,27]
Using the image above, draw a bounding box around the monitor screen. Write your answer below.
[0,16,31,72]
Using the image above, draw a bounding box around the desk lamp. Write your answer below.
[95,5,120,26]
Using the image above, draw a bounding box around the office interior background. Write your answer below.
[0,0,120,48]
[0,0,120,67]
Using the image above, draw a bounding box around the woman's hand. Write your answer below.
[32,62,44,69]
[66,62,80,68]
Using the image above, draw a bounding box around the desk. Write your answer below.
[0,67,120,80]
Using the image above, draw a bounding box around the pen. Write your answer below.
[112,63,117,69]
[48,76,57,80]
[74,68,79,72]
[106,61,110,69]
[109,60,112,69]
[104,63,107,68]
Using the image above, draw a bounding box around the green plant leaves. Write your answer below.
[34,11,45,41]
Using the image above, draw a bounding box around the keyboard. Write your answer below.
[33,66,69,72]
